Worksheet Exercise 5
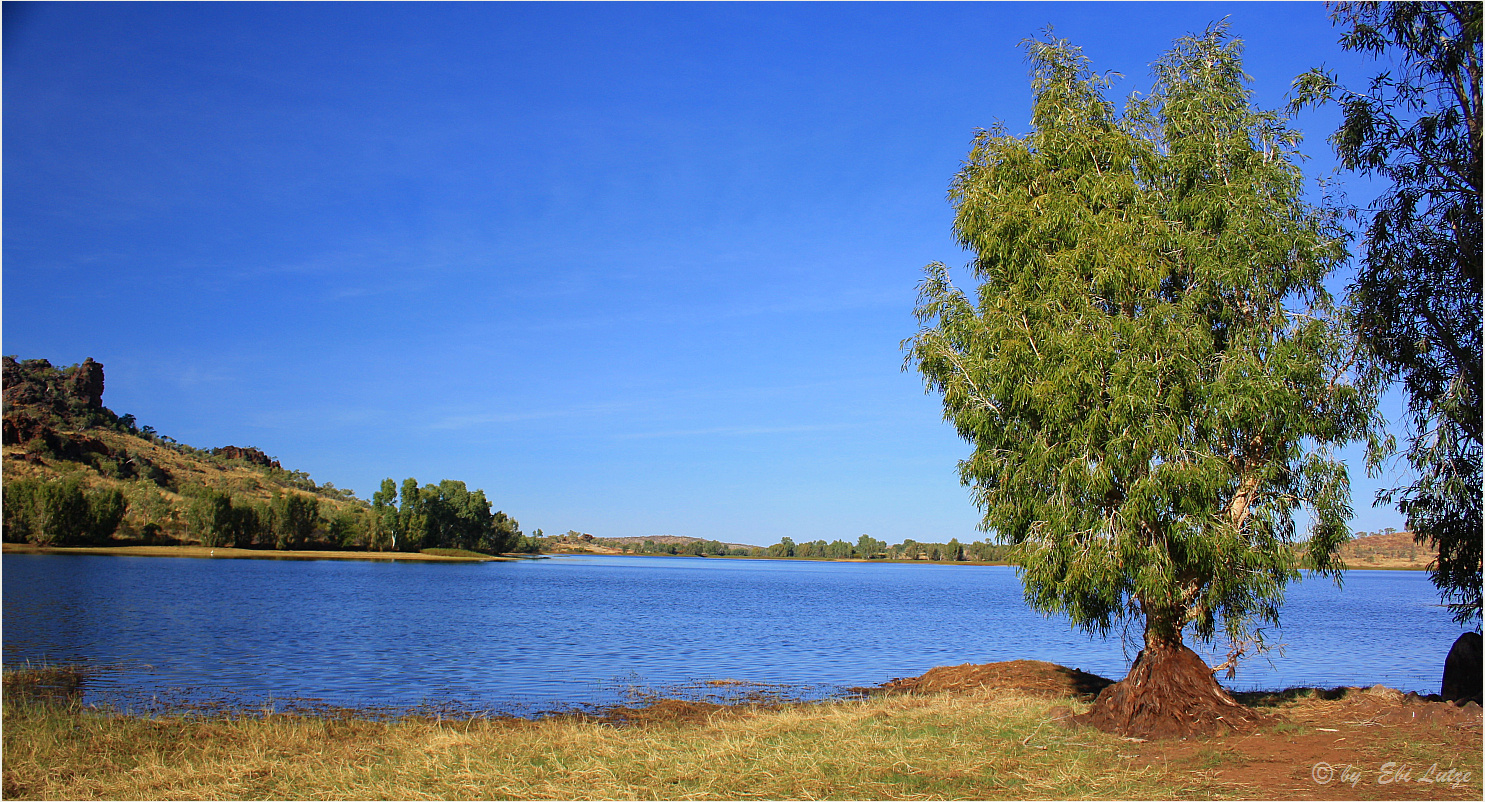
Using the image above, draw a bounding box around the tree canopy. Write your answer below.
[908,25,1373,737]
[1293,1,1482,624]
[374,477,522,554]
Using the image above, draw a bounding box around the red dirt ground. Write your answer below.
[871,660,1483,800]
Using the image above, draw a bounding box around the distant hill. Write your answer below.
[1337,531,1432,569]
[598,534,760,551]
[2,356,365,546]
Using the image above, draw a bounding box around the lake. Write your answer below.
[1,553,1467,715]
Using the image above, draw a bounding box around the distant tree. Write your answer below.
[2,478,44,543]
[187,488,236,548]
[39,479,92,546]
[371,478,399,550]
[327,508,365,549]
[397,478,426,551]
[488,509,521,553]
[1295,1,1482,624]
[2,477,127,546]
[271,492,319,550]
[947,537,965,562]
[908,27,1371,738]
[231,498,268,547]
[856,534,885,558]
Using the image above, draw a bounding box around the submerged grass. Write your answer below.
[417,547,496,560]
[2,684,1229,800]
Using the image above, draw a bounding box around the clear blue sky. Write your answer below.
[4,2,1410,545]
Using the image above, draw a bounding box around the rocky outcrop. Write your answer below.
[66,358,105,408]
[1442,631,1482,704]
[2,355,115,437]
[2,410,53,446]
[212,446,282,471]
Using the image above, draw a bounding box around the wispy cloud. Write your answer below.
[425,400,636,431]
[613,423,852,440]
[245,407,389,430]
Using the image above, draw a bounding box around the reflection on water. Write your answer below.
[1,553,1466,715]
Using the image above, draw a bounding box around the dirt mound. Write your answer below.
[871,660,1114,701]
[1334,686,1483,728]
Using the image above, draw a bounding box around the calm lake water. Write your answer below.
[1,553,1467,715]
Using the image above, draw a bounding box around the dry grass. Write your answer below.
[10,666,1477,801]
[3,687,1226,801]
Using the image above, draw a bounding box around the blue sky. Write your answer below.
[4,2,1410,544]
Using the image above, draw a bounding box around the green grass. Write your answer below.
[417,547,492,559]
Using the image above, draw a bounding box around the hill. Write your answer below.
[1337,530,1433,569]
[2,355,366,548]
[599,534,760,551]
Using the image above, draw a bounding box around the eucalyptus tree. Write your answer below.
[1293,1,1482,624]
[372,478,399,551]
[270,491,319,550]
[397,477,427,551]
[908,26,1373,738]
[187,488,235,548]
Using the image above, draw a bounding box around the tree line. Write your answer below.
[606,535,1016,562]
[2,476,127,547]
[1,472,535,556]
[759,535,1015,563]
[621,538,752,557]
[369,478,536,554]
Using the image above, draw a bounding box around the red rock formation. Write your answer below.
[213,445,282,470]
[65,358,105,408]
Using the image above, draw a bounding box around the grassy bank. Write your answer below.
[0,689,1197,799]
[0,543,513,562]
[5,670,1480,800]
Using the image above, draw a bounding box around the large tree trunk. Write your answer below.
[1073,616,1266,740]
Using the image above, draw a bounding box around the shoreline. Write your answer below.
[3,543,1429,570]
[542,550,1428,570]
[4,660,1478,800]
[0,543,517,563]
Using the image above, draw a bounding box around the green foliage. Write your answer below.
[184,487,272,548]
[2,477,129,546]
[186,487,236,548]
[907,27,1372,651]
[371,477,522,554]
[122,482,179,542]
[230,498,268,548]
[371,478,399,550]
[38,479,96,546]
[747,535,1011,562]
[397,478,426,551]
[1293,1,1482,624]
[419,547,491,559]
[326,508,368,549]
[270,492,319,550]
[84,486,128,545]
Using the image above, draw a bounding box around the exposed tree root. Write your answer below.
[1073,642,1267,740]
